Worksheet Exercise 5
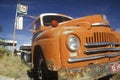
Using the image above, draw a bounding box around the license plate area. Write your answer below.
[110,61,120,74]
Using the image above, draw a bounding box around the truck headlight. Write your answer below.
[67,35,80,51]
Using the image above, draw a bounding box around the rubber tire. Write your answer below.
[21,52,31,63]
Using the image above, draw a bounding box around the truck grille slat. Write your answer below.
[85,42,120,48]
[85,32,120,54]
[85,48,120,54]
[68,52,120,63]
[86,32,117,43]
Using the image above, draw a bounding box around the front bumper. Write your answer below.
[58,60,120,80]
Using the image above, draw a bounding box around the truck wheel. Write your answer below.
[21,52,25,63]
[33,46,57,80]
[21,52,31,63]
[36,58,49,80]
[33,53,49,79]
[37,59,58,80]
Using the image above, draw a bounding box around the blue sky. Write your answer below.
[0,0,120,49]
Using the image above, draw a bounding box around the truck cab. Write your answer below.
[33,13,73,31]
[31,13,120,80]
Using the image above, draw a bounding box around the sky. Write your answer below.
[0,0,120,49]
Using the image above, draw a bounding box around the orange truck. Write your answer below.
[30,13,120,80]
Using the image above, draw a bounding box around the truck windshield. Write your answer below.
[43,15,72,26]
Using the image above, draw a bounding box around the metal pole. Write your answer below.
[12,4,18,56]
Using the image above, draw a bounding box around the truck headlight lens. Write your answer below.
[67,35,80,51]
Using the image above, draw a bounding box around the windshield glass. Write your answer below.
[43,15,72,26]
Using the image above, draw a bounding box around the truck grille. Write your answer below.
[85,32,120,54]
[86,32,117,43]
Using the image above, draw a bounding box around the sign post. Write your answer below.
[12,3,28,56]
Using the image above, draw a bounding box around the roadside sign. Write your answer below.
[17,3,28,15]
[17,16,23,30]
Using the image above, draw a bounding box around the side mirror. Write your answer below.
[51,20,58,28]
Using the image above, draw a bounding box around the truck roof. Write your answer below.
[40,13,73,20]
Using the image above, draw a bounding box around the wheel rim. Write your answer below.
[38,58,45,80]
[38,67,43,80]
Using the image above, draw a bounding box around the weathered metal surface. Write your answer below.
[46,59,56,71]
[58,61,113,80]
[68,53,120,63]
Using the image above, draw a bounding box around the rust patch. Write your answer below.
[46,59,56,70]
[58,61,113,80]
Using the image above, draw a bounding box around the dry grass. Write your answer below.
[0,47,120,80]
[0,54,30,79]
[111,72,120,80]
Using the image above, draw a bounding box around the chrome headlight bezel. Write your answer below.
[67,35,80,52]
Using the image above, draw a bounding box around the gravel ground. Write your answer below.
[0,75,15,80]
[16,75,31,80]
[0,75,31,80]
[0,73,120,80]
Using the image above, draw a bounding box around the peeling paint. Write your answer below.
[58,62,112,80]
[46,59,56,70]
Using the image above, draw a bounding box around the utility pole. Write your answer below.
[12,4,18,56]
